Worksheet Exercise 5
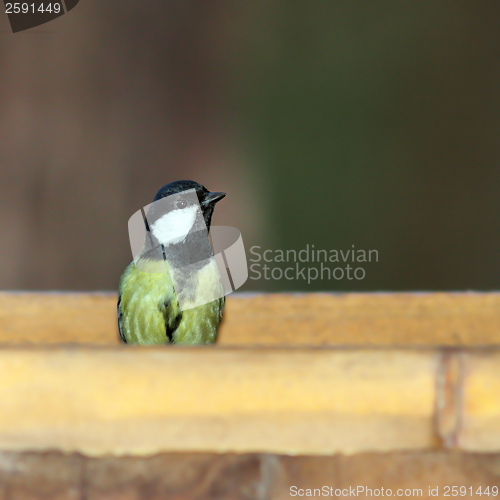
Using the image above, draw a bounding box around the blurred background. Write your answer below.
[1,0,499,292]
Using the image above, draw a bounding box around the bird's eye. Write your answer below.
[176,199,187,209]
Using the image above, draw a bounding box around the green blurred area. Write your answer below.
[0,1,499,292]
[231,1,500,291]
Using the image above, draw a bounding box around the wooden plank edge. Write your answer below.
[1,291,500,346]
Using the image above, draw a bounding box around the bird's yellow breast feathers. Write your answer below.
[118,259,225,344]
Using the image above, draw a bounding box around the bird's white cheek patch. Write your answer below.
[151,205,199,246]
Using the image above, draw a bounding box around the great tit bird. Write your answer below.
[118,180,226,344]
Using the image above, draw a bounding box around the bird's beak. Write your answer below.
[202,191,226,208]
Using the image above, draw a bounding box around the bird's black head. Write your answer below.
[144,181,226,267]
[152,180,225,230]
[141,180,225,268]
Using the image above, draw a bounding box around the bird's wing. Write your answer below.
[117,262,182,344]
[160,299,183,342]
[117,294,126,343]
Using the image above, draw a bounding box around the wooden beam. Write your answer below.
[0,292,500,346]
[0,347,437,455]
[0,346,497,455]
[0,450,499,497]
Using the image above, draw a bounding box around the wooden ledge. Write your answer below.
[0,346,498,456]
[0,292,500,346]
[0,292,498,456]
